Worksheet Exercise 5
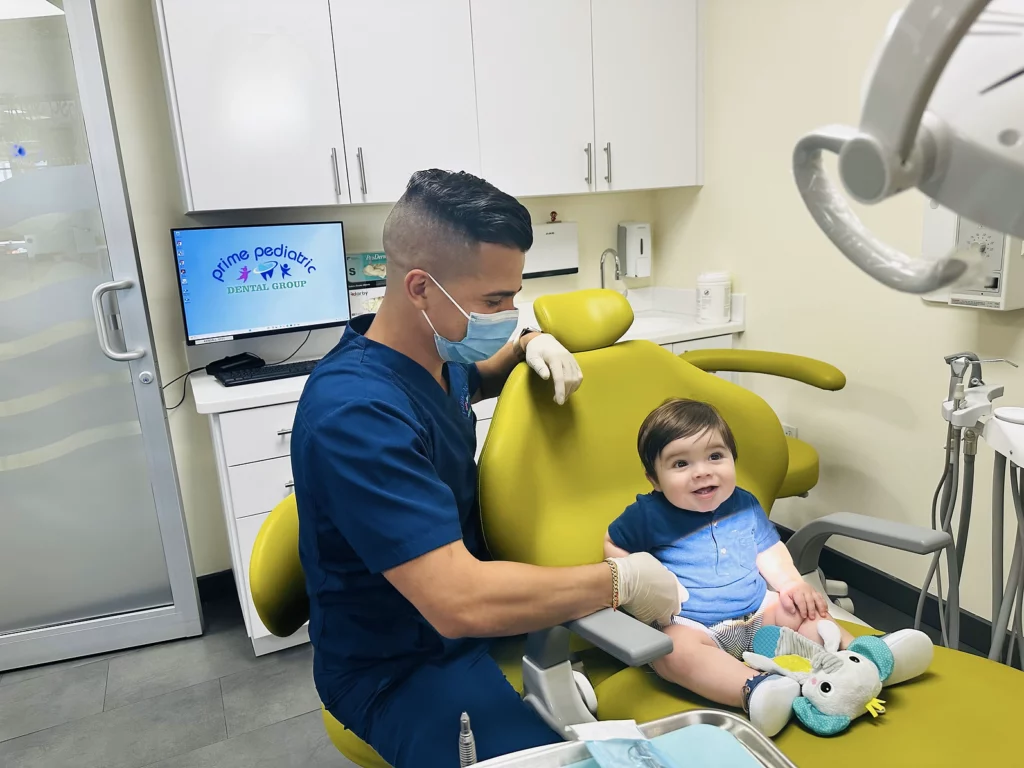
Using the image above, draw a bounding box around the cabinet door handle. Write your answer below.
[603,142,612,184]
[284,480,295,489]
[356,147,367,196]
[584,142,593,185]
[330,147,341,197]
[277,428,292,436]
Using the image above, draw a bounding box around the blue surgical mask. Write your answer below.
[422,274,519,365]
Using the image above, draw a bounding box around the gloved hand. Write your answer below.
[608,552,685,626]
[523,333,583,405]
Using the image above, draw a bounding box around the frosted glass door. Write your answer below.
[0,9,173,634]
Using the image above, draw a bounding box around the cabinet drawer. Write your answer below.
[220,402,298,466]
[236,512,272,640]
[228,456,294,520]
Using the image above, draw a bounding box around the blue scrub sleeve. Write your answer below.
[607,499,650,553]
[749,492,781,552]
[308,398,465,574]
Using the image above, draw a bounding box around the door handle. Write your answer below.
[284,480,295,489]
[584,142,593,185]
[91,280,145,361]
[356,147,367,196]
[603,142,612,185]
[277,428,292,436]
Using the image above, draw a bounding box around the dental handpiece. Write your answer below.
[459,712,477,767]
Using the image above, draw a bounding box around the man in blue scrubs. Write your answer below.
[291,170,680,766]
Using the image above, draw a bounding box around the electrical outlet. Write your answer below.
[782,424,798,439]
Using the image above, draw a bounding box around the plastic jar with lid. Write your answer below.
[697,271,732,324]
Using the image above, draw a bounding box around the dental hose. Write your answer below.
[990,464,1024,663]
[916,425,952,634]
[917,426,961,646]
[993,454,1006,639]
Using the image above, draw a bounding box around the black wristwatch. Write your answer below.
[513,327,540,360]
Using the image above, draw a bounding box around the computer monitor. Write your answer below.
[172,222,350,345]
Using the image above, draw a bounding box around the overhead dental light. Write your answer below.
[0,0,64,22]
[794,0,1024,294]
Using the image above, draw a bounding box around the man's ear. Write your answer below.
[404,269,430,311]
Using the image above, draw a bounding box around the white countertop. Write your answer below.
[190,287,745,415]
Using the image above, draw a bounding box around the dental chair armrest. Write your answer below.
[567,609,673,667]
[525,609,673,671]
[786,511,953,575]
[680,349,846,391]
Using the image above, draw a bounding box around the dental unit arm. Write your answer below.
[795,0,1024,294]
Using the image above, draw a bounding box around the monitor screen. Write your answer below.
[172,222,350,344]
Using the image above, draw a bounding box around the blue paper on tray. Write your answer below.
[574,723,762,768]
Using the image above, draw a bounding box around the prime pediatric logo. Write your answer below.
[211,244,317,283]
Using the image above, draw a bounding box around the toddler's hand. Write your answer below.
[779,581,829,620]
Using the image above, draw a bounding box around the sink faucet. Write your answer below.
[600,248,621,289]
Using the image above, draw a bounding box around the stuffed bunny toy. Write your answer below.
[743,620,933,736]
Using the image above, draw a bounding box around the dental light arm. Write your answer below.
[796,0,1024,294]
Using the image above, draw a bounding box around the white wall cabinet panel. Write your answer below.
[471,0,596,197]
[158,0,349,211]
[330,0,481,203]
[591,0,701,191]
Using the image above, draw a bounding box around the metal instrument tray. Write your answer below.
[476,710,797,767]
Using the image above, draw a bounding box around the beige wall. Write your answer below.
[96,1,655,577]
[654,0,1024,621]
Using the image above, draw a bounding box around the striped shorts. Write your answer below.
[670,593,774,659]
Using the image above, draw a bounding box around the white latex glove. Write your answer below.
[523,333,583,405]
[609,552,685,626]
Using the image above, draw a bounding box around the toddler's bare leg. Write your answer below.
[763,598,856,649]
[651,625,755,708]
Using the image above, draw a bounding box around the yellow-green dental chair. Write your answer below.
[477,288,1023,766]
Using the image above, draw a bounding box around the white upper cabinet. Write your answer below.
[591,0,701,191]
[471,0,596,198]
[156,0,349,211]
[330,0,481,204]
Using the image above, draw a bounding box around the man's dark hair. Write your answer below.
[637,398,738,478]
[382,169,533,279]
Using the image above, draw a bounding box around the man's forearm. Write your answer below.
[474,331,541,400]
[448,559,613,638]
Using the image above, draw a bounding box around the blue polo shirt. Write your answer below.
[607,488,780,625]
[291,314,489,731]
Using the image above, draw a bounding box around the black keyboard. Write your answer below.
[215,359,320,387]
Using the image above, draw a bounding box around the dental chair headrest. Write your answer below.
[533,289,633,353]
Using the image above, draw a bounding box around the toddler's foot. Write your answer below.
[742,673,799,737]
[882,629,933,685]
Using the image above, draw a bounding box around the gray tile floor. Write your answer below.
[0,587,960,768]
[0,597,354,768]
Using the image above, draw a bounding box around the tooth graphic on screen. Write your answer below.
[255,260,278,281]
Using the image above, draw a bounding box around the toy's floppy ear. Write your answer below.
[848,636,896,682]
[793,697,852,736]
